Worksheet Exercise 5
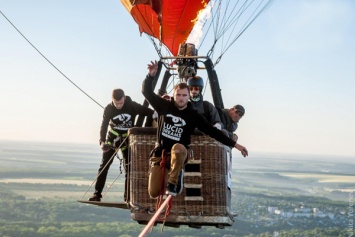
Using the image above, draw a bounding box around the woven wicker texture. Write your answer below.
[128,128,232,226]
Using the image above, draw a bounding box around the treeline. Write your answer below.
[0,222,349,237]
[0,188,349,237]
[0,190,129,223]
[0,222,140,237]
[234,190,348,215]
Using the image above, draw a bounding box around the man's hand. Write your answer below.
[148,60,158,77]
[234,143,248,157]
[100,142,110,152]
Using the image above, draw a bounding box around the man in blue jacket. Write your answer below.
[142,60,248,197]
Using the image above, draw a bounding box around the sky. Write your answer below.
[0,0,354,157]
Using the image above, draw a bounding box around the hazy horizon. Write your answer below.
[1,139,353,162]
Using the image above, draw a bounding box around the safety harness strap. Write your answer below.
[156,149,173,221]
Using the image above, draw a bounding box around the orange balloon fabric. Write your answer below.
[121,0,209,56]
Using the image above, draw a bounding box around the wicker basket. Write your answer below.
[128,127,233,228]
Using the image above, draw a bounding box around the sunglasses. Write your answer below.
[189,86,200,91]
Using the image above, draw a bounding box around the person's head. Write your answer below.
[187,76,203,100]
[228,104,245,122]
[173,83,190,110]
[112,88,126,109]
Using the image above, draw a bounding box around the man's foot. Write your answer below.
[176,169,184,194]
[166,182,177,196]
[88,194,102,202]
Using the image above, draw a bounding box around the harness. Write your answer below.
[156,150,173,221]
[107,129,128,150]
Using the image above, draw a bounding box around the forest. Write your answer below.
[0,186,350,237]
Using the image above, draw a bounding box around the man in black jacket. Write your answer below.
[89,88,154,202]
[218,104,245,141]
[142,61,248,197]
[187,75,223,130]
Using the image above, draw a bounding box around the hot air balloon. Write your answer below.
[79,0,273,231]
[121,0,274,107]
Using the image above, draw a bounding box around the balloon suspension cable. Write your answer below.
[80,136,129,200]
[207,40,217,59]
[214,55,222,67]
[101,136,130,197]
[0,11,104,109]
[219,0,275,61]
[149,36,163,59]
[138,195,173,237]
[102,142,129,197]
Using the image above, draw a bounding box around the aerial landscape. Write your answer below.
[0,140,353,236]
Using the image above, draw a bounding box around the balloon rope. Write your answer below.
[0,11,104,109]
[138,195,173,237]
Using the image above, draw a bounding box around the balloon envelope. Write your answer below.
[121,0,210,56]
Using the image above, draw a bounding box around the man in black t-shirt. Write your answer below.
[89,89,154,202]
[142,60,248,197]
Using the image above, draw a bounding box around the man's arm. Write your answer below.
[142,60,167,111]
[99,106,110,144]
[196,113,248,157]
[132,101,154,116]
[148,60,158,77]
[234,143,248,157]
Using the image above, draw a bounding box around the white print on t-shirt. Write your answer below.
[113,113,132,131]
[162,114,186,141]
[166,114,186,126]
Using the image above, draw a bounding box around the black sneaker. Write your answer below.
[88,194,101,202]
[166,182,177,196]
[176,169,184,194]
